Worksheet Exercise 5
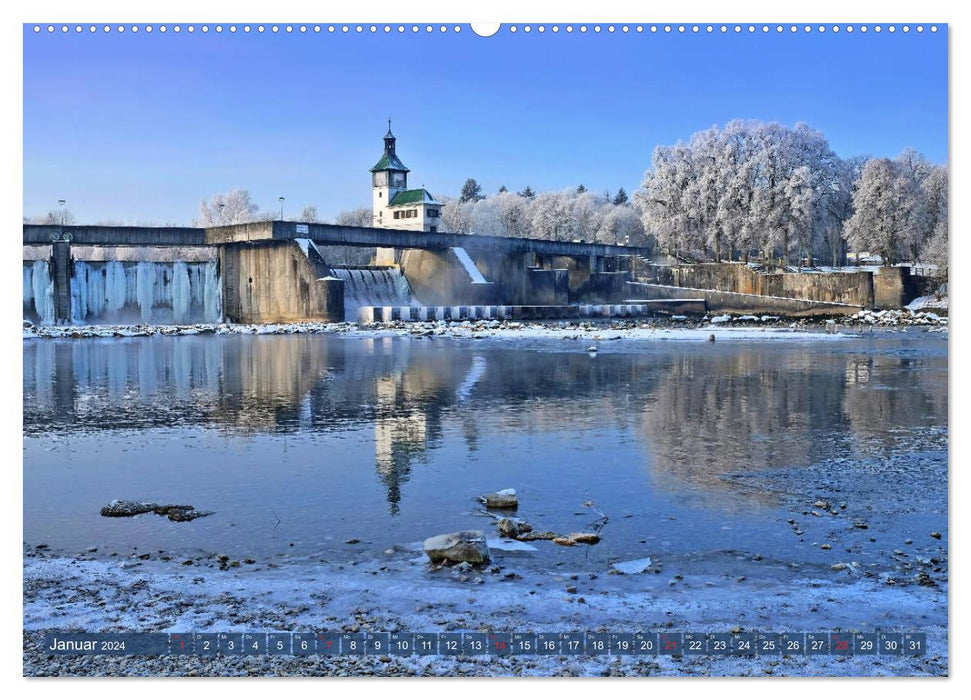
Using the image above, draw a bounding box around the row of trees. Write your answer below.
[634,120,947,271]
[437,187,648,246]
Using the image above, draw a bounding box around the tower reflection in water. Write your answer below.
[23,335,947,515]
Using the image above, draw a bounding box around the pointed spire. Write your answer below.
[385,117,394,139]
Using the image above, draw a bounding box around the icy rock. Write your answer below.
[486,538,537,552]
[710,315,731,324]
[611,557,653,574]
[423,530,490,564]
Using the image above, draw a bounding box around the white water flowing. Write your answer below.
[331,267,417,319]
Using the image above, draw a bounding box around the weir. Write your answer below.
[330,267,416,320]
[23,222,648,326]
[24,221,880,325]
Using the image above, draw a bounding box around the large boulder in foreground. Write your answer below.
[423,530,491,564]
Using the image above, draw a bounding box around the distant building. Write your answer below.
[371,123,442,233]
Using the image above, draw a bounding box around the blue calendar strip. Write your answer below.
[38,631,927,657]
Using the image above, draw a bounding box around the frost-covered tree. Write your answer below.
[597,204,647,246]
[636,120,850,265]
[530,191,572,241]
[612,187,629,205]
[28,207,77,225]
[441,197,473,234]
[334,207,374,227]
[198,189,260,226]
[459,178,485,203]
[498,185,508,193]
[913,164,948,263]
[300,205,320,223]
[843,158,923,266]
[517,185,535,199]
[496,191,530,237]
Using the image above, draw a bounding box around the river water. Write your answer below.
[23,331,948,578]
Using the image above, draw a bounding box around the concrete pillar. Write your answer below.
[375,248,397,266]
[51,241,72,324]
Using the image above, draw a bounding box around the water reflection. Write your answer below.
[23,335,947,516]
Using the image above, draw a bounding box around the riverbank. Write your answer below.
[23,542,947,677]
[21,307,947,342]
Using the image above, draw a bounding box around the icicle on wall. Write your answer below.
[69,260,222,325]
[23,261,55,325]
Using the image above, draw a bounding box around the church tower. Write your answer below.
[371,122,442,233]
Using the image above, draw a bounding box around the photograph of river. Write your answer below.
[20,12,950,681]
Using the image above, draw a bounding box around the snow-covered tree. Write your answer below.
[334,207,373,227]
[517,185,535,199]
[300,205,320,223]
[198,189,260,226]
[843,158,923,266]
[441,197,473,234]
[636,120,854,265]
[597,204,647,246]
[28,207,77,225]
[496,191,530,237]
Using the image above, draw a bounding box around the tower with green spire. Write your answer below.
[371,121,441,233]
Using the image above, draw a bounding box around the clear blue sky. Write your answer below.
[23,24,948,225]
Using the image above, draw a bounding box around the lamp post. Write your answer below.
[57,199,65,224]
[279,196,285,221]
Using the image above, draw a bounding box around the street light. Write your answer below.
[279,196,285,221]
[57,199,65,226]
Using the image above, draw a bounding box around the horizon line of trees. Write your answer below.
[24,119,948,279]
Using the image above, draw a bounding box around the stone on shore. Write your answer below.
[552,532,601,546]
[516,531,558,541]
[100,500,160,517]
[480,489,518,510]
[423,531,491,564]
[157,506,214,522]
[496,517,532,538]
[100,500,213,521]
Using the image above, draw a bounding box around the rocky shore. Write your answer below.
[21,307,948,342]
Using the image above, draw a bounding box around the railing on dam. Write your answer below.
[23,221,653,258]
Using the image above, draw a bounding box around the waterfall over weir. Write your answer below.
[69,260,222,325]
[331,267,417,321]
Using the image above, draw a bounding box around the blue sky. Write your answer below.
[23,24,948,225]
